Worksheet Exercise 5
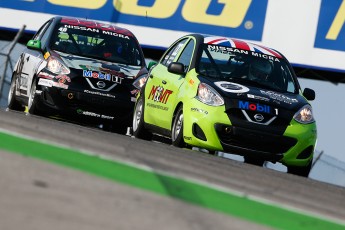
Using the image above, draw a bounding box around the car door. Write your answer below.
[19,19,52,98]
[144,38,195,130]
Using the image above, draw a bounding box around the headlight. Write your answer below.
[46,56,70,74]
[196,83,224,106]
[133,74,148,89]
[293,104,315,124]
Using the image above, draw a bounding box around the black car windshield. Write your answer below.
[198,44,298,93]
[50,23,143,66]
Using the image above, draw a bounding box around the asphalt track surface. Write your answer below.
[0,109,345,230]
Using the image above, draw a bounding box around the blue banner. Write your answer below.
[315,0,345,52]
[0,0,268,41]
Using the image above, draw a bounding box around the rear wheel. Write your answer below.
[172,106,186,148]
[132,96,152,140]
[287,161,312,177]
[28,80,39,115]
[7,74,24,111]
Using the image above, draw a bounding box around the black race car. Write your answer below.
[8,16,148,134]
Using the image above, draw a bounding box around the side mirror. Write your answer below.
[168,62,185,75]
[303,88,315,101]
[147,61,157,70]
[27,40,42,51]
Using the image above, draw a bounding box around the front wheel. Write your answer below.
[28,80,39,115]
[132,96,152,140]
[287,161,312,177]
[171,106,186,148]
[7,74,24,111]
[244,157,265,166]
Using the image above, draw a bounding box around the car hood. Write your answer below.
[57,51,142,79]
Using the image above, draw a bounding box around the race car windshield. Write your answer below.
[198,44,298,93]
[50,23,143,66]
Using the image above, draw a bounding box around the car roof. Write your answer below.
[53,16,136,38]
[198,34,283,59]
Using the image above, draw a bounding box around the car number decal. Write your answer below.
[214,81,249,93]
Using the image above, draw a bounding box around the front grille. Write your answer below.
[226,108,292,135]
[215,124,297,154]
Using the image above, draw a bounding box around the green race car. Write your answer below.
[132,34,317,177]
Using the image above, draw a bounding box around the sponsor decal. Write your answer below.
[0,0,268,41]
[238,100,270,114]
[63,25,99,33]
[61,18,133,37]
[146,102,169,111]
[189,79,195,86]
[44,51,50,60]
[80,65,127,79]
[83,70,123,84]
[191,108,208,115]
[315,0,345,52]
[247,94,269,102]
[260,90,298,104]
[38,78,53,87]
[100,114,115,120]
[214,81,249,93]
[148,85,173,104]
[76,109,114,120]
[38,78,68,89]
[62,24,130,39]
[83,90,116,98]
[184,136,192,141]
[207,41,282,61]
[250,52,280,62]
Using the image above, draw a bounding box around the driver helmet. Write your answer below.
[248,59,273,81]
[103,42,123,58]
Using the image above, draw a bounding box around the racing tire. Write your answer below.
[244,157,265,166]
[287,161,312,177]
[132,96,152,140]
[171,106,186,148]
[28,79,39,115]
[7,74,24,111]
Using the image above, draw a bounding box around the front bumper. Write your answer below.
[183,99,317,166]
[35,85,135,125]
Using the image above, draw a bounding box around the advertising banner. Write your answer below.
[0,0,344,74]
